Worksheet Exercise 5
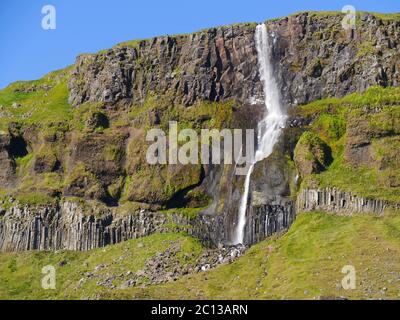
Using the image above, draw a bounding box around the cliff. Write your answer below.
[0,12,399,250]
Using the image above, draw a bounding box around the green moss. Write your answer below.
[369,106,400,134]
[304,143,400,202]
[71,102,104,131]
[295,86,400,202]
[294,131,332,177]
[15,153,34,171]
[64,162,96,190]
[372,136,400,188]
[342,86,400,107]
[107,177,124,200]
[312,113,346,142]
[113,39,146,49]
[129,92,236,132]
[14,192,57,206]
[159,207,205,220]
[103,145,123,162]
[356,41,375,58]
[369,12,400,21]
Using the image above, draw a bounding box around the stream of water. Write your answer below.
[233,23,287,245]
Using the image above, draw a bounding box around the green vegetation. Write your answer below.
[109,211,400,300]
[356,41,375,58]
[0,233,203,299]
[0,68,72,131]
[113,39,145,49]
[295,86,400,202]
[1,212,400,300]
[294,131,332,177]
[369,12,400,21]
[287,11,400,22]
[129,92,236,131]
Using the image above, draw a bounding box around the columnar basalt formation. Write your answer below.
[244,199,296,245]
[68,13,400,109]
[297,188,400,215]
[0,199,296,252]
[0,201,221,252]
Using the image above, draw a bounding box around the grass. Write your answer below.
[0,233,204,300]
[287,11,400,21]
[296,86,400,203]
[108,211,400,300]
[307,147,400,202]
[0,68,72,131]
[369,12,400,21]
[1,212,400,300]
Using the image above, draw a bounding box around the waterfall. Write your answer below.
[233,23,287,245]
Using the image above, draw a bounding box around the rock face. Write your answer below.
[0,198,294,251]
[0,132,16,187]
[0,202,157,251]
[297,187,400,215]
[69,13,400,109]
[0,201,220,252]
[244,199,295,245]
[268,12,400,106]
[68,23,261,107]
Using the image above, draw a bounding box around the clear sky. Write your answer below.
[0,0,399,88]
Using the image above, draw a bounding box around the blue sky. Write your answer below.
[0,0,399,89]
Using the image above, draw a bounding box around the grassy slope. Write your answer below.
[117,212,400,300]
[0,68,72,132]
[1,212,399,300]
[0,233,203,300]
[295,86,400,202]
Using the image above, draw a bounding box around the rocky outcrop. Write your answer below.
[106,244,246,289]
[69,13,400,109]
[68,23,261,107]
[268,12,400,106]
[0,132,16,187]
[0,201,218,252]
[297,187,400,215]
[76,243,246,290]
[1,12,400,252]
[0,202,168,251]
[294,131,332,177]
[0,195,260,252]
[244,199,295,245]
[0,197,295,252]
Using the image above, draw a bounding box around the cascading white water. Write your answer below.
[233,23,287,245]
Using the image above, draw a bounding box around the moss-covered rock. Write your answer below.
[294,131,332,177]
[33,151,59,173]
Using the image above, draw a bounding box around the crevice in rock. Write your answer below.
[7,136,28,159]
[165,166,206,209]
